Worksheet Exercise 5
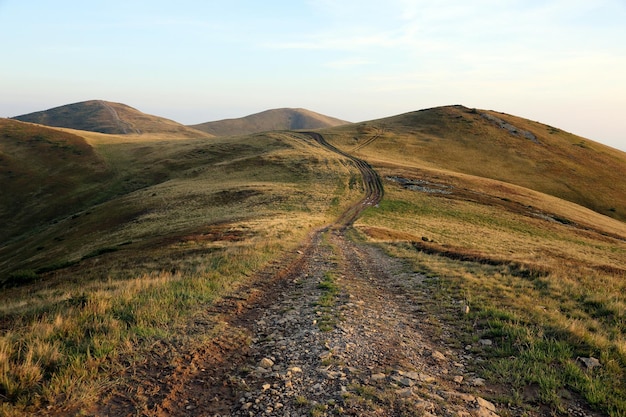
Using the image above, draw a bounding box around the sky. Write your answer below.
[1,0,625,151]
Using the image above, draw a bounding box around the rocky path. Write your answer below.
[226,230,500,417]
[97,133,505,416]
[220,133,502,416]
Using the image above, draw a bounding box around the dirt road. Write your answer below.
[97,133,506,416]
[301,132,384,229]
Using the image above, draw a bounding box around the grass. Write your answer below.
[3,104,626,415]
[0,130,362,415]
[0,119,112,245]
[321,105,626,222]
[316,271,340,332]
[353,165,626,415]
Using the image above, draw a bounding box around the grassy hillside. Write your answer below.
[0,122,364,413]
[190,108,350,136]
[321,105,626,222]
[0,125,361,283]
[12,100,212,138]
[0,119,113,244]
[1,105,625,415]
[350,165,626,415]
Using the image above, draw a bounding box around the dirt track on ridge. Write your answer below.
[302,131,384,228]
[94,133,597,417]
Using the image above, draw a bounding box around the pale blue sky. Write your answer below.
[1,0,625,150]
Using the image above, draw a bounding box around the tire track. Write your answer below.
[98,100,139,134]
[301,131,384,229]
[350,129,384,153]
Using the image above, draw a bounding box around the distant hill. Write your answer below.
[321,105,626,222]
[190,108,350,136]
[12,100,212,137]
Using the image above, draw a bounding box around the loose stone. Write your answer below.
[259,358,274,369]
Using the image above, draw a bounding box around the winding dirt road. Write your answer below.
[95,133,510,417]
[302,131,384,228]
[98,100,139,134]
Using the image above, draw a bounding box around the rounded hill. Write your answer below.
[321,105,626,222]
[12,100,211,137]
[190,108,350,136]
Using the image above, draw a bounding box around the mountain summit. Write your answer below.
[189,108,350,136]
[12,100,210,137]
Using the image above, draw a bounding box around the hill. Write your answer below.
[320,104,626,222]
[189,107,350,136]
[0,122,361,283]
[12,100,212,137]
[1,105,625,416]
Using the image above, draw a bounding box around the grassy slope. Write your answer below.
[190,108,350,136]
[12,100,212,138]
[2,104,626,415]
[320,106,626,415]
[0,124,363,414]
[0,126,361,282]
[355,170,626,415]
[322,105,626,222]
[0,119,113,243]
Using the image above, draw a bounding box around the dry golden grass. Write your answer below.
[321,105,626,222]
[315,108,626,413]
[2,105,625,415]
[352,162,626,414]
[0,127,362,414]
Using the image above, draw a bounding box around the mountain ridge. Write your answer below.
[320,104,626,222]
[1,104,626,416]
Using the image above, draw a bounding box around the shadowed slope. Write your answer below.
[0,119,112,241]
[13,100,212,137]
[190,108,350,136]
[321,105,626,221]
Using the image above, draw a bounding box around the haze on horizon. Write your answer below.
[1,0,625,151]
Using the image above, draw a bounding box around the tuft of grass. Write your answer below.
[316,271,340,332]
[295,395,309,407]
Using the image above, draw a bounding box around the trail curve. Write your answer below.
[301,131,384,229]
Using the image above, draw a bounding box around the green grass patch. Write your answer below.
[316,271,340,332]
[381,241,626,416]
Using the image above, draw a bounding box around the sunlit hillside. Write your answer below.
[1,105,625,416]
[321,105,626,222]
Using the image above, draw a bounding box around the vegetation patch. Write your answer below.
[350,156,626,415]
[373,232,626,415]
[0,129,361,415]
[316,271,340,332]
